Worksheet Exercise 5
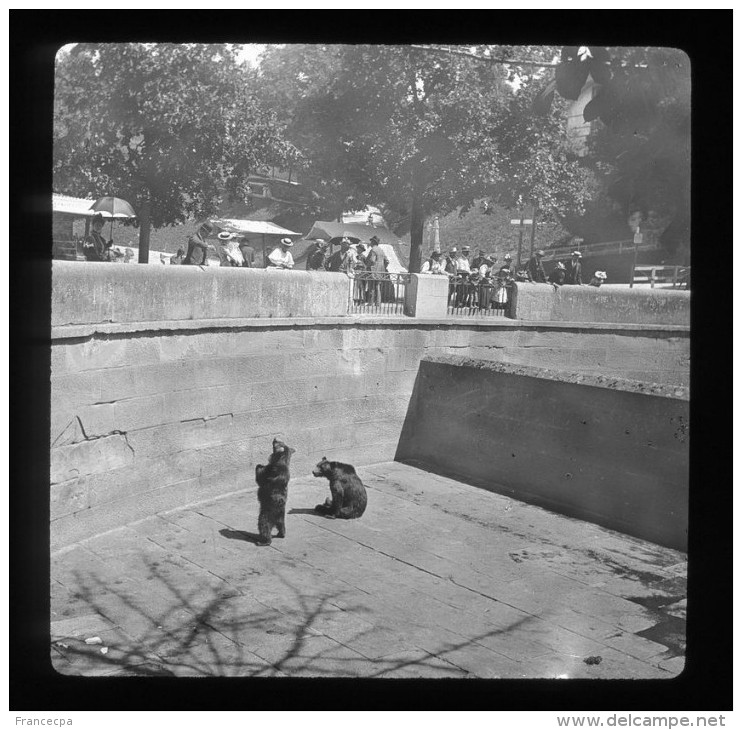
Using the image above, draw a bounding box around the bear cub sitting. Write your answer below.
[313,457,367,519]
[255,438,295,545]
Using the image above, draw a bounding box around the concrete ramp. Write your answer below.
[396,356,689,551]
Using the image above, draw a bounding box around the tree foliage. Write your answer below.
[486,78,597,223]
[543,46,691,252]
[54,43,296,256]
[256,44,592,271]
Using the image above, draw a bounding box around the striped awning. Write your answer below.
[210,218,301,237]
[52,193,99,217]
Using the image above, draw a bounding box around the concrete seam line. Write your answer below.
[51,318,690,342]
[308,517,550,625]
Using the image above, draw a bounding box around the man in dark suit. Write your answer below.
[527,249,547,283]
[565,250,583,285]
[306,238,329,270]
[183,221,215,266]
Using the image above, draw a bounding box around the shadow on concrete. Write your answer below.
[287,508,321,516]
[218,528,263,544]
[51,555,531,678]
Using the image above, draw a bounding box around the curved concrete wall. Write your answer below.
[511,282,690,325]
[396,356,690,551]
[52,260,351,325]
[50,263,691,549]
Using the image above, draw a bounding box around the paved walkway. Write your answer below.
[51,462,686,678]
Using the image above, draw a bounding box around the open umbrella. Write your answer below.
[89,196,137,243]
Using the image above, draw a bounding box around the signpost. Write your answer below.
[510,216,533,269]
[630,228,643,284]
[528,202,539,261]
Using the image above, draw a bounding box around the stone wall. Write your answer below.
[396,356,690,551]
[52,261,351,326]
[50,262,690,549]
[511,282,690,325]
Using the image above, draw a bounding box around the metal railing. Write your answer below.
[447,275,512,317]
[52,238,83,261]
[540,239,661,262]
[630,265,690,289]
[347,271,411,315]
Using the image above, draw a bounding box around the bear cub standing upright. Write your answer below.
[313,457,367,519]
[255,438,295,545]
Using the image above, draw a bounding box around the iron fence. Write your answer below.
[541,239,660,263]
[447,275,512,317]
[630,265,690,289]
[347,271,411,315]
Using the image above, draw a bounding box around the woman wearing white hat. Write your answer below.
[589,271,607,287]
[548,260,567,287]
[217,231,245,267]
[267,238,295,269]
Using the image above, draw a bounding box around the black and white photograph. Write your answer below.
[10,10,732,714]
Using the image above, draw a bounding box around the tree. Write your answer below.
[257,44,595,272]
[485,77,597,224]
[54,43,296,261]
[257,45,512,272]
[540,46,691,255]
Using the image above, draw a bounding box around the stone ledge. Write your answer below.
[422,354,690,400]
[52,316,691,341]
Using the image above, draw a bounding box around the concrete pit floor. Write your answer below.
[51,461,686,679]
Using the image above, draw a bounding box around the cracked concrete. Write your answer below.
[50,461,686,679]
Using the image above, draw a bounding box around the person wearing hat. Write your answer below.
[461,245,471,260]
[589,270,607,287]
[453,247,472,274]
[500,253,513,272]
[354,243,368,269]
[548,260,567,287]
[326,237,355,273]
[527,249,547,283]
[216,231,245,267]
[365,235,389,305]
[267,237,295,269]
[472,249,494,276]
[306,238,329,271]
[421,250,447,275]
[351,243,369,303]
[565,250,583,285]
[83,214,114,262]
[494,265,514,309]
[183,221,215,266]
[442,248,458,276]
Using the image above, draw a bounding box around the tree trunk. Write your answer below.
[409,190,425,274]
[138,195,151,264]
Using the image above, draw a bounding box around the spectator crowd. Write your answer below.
[82,218,608,296]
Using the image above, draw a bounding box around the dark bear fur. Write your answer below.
[312,457,367,519]
[255,438,295,545]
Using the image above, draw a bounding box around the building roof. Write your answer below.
[53,193,99,217]
[210,218,302,240]
[306,221,401,247]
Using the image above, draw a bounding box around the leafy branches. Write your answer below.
[54,43,296,241]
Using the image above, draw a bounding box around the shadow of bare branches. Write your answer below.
[51,548,528,678]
